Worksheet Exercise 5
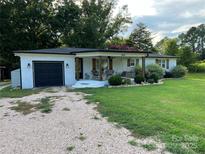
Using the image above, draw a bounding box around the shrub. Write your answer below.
[147,79,155,84]
[188,61,205,73]
[172,65,188,78]
[122,78,131,85]
[146,64,164,83]
[135,65,144,84]
[135,75,144,84]
[108,75,122,86]
[135,65,143,75]
[164,71,173,78]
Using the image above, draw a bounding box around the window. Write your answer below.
[156,59,166,68]
[127,58,135,67]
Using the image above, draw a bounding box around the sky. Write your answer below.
[117,0,205,44]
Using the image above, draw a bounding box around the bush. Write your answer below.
[146,64,164,83]
[134,75,144,84]
[147,79,155,84]
[171,65,188,78]
[108,75,122,86]
[135,65,143,75]
[122,78,131,85]
[164,71,173,78]
[135,65,144,84]
[188,61,205,73]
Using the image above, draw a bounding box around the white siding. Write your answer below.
[11,69,20,88]
[83,57,92,78]
[82,57,177,77]
[17,53,76,89]
[169,59,177,70]
[146,58,177,71]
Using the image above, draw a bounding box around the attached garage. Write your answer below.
[33,61,64,87]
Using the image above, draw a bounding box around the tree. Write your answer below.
[105,36,130,47]
[62,0,131,48]
[155,37,169,53]
[0,0,59,70]
[155,37,179,55]
[53,0,81,45]
[178,46,197,67]
[179,24,205,53]
[129,23,153,52]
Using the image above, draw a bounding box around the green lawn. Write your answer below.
[80,73,205,154]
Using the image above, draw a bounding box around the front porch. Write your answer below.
[75,52,147,81]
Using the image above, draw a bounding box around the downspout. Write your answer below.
[20,58,22,89]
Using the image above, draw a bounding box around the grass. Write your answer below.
[37,97,54,113]
[10,101,37,115]
[142,143,157,151]
[67,145,75,151]
[128,140,138,146]
[10,97,54,115]
[0,86,41,98]
[79,73,205,154]
[78,133,86,141]
[62,107,70,111]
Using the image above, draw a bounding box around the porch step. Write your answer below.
[72,80,108,88]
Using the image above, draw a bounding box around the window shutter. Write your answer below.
[92,58,96,71]
[109,58,113,70]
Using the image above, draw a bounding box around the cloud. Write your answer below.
[117,0,157,16]
[171,23,202,33]
[118,0,205,44]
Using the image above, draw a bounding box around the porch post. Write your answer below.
[142,57,145,79]
[76,57,80,80]
[99,56,103,80]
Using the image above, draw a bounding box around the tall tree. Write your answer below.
[178,46,197,67]
[0,0,60,69]
[53,0,81,45]
[129,23,153,52]
[62,0,131,48]
[155,37,179,55]
[179,24,205,53]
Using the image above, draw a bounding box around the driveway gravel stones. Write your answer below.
[0,89,169,154]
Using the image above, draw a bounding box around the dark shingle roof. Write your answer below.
[14,47,151,54]
[14,48,100,54]
[148,53,178,58]
[14,47,177,58]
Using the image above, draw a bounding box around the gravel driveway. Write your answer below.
[0,88,169,154]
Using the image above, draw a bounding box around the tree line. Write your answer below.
[0,0,204,72]
[107,23,205,67]
[0,0,131,70]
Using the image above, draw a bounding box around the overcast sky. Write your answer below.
[117,0,205,44]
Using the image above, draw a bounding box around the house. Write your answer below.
[13,48,177,89]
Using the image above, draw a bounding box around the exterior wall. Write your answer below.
[112,57,142,74]
[82,57,177,79]
[146,58,177,71]
[169,59,177,70]
[17,53,76,89]
[83,57,92,79]
[11,69,20,88]
[16,53,177,89]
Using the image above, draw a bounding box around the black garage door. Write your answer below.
[34,62,64,87]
